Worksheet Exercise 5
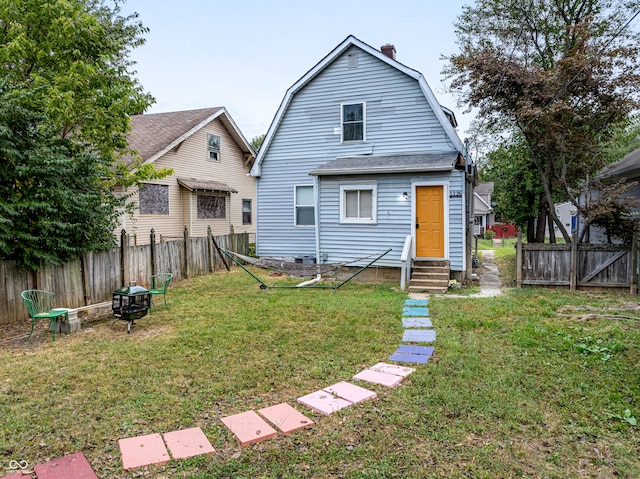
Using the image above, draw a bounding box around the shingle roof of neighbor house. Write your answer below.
[475,182,494,195]
[597,147,640,180]
[125,107,254,167]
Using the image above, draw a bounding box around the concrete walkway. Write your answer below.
[470,249,502,298]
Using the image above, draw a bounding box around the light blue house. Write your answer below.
[250,36,475,288]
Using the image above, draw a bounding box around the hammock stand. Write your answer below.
[218,248,392,292]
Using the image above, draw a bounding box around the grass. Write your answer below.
[1,265,639,478]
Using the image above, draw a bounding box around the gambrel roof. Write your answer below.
[126,107,255,167]
[250,35,464,177]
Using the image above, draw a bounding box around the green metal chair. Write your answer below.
[149,273,173,311]
[20,290,69,341]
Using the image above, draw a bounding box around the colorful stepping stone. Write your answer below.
[297,390,352,415]
[402,317,432,328]
[118,433,170,471]
[402,329,436,343]
[389,344,435,364]
[34,452,98,479]
[369,362,415,377]
[258,403,315,434]
[163,427,215,460]
[323,381,377,403]
[2,473,28,479]
[402,307,429,316]
[404,299,428,306]
[220,410,278,447]
[352,369,404,387]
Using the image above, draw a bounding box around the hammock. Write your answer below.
[218,248,392,290]
[222,250,385,277]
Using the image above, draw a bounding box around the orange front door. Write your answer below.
[415,185,445,258]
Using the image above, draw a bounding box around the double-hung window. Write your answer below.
[207,134,220,161]
[242,199,252,225]
[295,185,315,226]
[340,185,377,224]
[341,103,365,142]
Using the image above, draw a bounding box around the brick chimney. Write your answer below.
[381,44,396,60]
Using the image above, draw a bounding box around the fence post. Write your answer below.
[81,253,92,306]
[570,232,578,291]
[183,226,190,279]
[150,229,156,277]
[120,229,130,286]
[207,226,214,272]
[516,229,522,288]
[631,229,638,294]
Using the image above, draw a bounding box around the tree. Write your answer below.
[446,0,640,242]
[250,134,266,154]
[0,0,170,270]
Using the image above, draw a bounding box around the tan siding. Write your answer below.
[115,116,256,244]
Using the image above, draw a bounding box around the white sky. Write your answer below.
[121,0,475,143]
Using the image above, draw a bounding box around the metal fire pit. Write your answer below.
[112,282,151,333]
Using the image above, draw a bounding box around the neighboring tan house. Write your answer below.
[473,182,494,236]
[116,107,256,244]
[250,36,474,288]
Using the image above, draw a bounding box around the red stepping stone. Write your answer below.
[258,402,315,434]
[220,410,278,446]
[352,369,404,387]
[323,381,377,403]
[369,362,415,377]
[118,433,170,470]
[297,390,352,415]
[163,427,215,459]
[33,452,97,479]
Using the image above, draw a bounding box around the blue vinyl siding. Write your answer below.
[256,44,465,265]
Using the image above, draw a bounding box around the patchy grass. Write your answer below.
[1,268,639,478]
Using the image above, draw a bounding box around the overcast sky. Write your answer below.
[121,0,474,143]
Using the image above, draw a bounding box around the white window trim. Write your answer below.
[207,133,221,162]
[294,184,315,227]
[340,184,377,224]
[340,102,366,143]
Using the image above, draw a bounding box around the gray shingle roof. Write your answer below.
[125,107,223,165]
[475,182,494,195]
[177,178,237,193]
[597,147,640,180]
[309,153,460,176]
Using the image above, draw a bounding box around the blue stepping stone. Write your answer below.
[404,299,428,307]
[403,307,429,316]
[389,352,431,364]
[402,329,436,343]
[396,345,434,355]
[402,317,432,328]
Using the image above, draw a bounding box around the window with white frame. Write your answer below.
[139,183,169,215]
[341,103,365,142]
[294,185,315,226]
[207,134,220,161]
[340,185,377,224]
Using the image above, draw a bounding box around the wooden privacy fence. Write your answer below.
[516,231,638,292]
[0,228,249,325]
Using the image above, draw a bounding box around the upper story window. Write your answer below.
[294,185,315,226]
[207,134,220,161]
[139,183,169,215]
[342,103,365,142]
[340,185,377,224]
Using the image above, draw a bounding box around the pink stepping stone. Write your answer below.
[297,390,352,415]
[258,403,315,434]
[33,452,98,479]
[220,410,278,446]
[352,369,404,387]
[163,427,215,459]
[323,381,377,403]
[369,362,415,377]
[118,433,170,470]
[1,473,26,479]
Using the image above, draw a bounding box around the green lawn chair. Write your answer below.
[149,273,173,311]
[20,290,69,341]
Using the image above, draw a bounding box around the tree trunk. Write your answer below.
[548,211,556,243]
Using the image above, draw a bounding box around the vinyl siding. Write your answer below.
[257,45,463,261]
[117,117,255,244]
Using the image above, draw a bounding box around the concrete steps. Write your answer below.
[409,260,450,293]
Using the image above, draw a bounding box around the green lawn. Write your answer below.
[1,265,639,478]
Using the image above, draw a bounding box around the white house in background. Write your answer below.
[553,201,577,237]
[250,35,474,284]
[115,107,256,245]
[473,182,494,236]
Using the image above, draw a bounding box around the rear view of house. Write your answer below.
[251,36,475,289]
[116,107,256,244]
